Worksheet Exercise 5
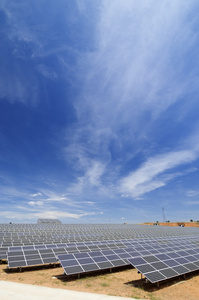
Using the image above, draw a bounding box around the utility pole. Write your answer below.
[162,207,166,223]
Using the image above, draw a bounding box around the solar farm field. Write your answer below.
[1,221,199,299]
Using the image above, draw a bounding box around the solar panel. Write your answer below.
[164,259,180,267]
[136,264,156,273]
[128,242,199,284]
[57,248,128,276]
[172,265,189,275]
[8,260,27,268]
[37,219,62,224]
[183,263,198,271]
[142,271,166,283]
[2,222,199,285]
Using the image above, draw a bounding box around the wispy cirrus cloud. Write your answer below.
[0,209,95,221]
[119,149,198,198]
[67,160,106,194]
[28,201,44,207]
[0,0,98,104]
[185,201,199,205]
[186,190,199,197]
[77,0,199,127]
[30,192,42,197]
[0,173,105,222]
[65,0,199,196]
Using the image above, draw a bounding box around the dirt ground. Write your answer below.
[143,222,199,227]
[1,262,199,300]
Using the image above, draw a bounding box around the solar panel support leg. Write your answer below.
[78,274,80,279]
[156,282,160,288]
[183,275,186,280]
[110,268,112,273]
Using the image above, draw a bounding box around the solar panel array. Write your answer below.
[1,223,199,284]
[7,240,129,268]
[37,219,62,224]
[128,248,199,283]
[3,223,196,261]
[57,235,199,281]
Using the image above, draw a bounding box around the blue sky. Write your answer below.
[1,0,199,223]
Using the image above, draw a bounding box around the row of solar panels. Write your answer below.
[0,231,197,252]
[1,224,199,237]
[8,236,171,268]
[6,234,199,284]
[7,234,199,250]
[37,219,62,224]
[7,241,128,268]
[0,238,102,248]
[128,250,199,283]
[2,227,199,242]
[58,246,199,283]
[2,227,198,258]
[0,233,102,241]
[0,237,148,259]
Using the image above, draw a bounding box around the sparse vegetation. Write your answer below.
[101,282,109,287]
[149,294,160,300]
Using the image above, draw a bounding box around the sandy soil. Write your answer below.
[143,222,199,227]
[1,262,199,300]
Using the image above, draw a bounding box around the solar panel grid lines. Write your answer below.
[7,248,27,268]
[8,238,139,252]
[7,239,132,269]
[2,223,199,284]
[5,236,199,254]
[7,246,58,268]
[128,249,199,284]
[58,250,128,275]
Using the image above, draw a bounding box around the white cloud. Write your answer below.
[0,186,30,199]
[187,190,199,197]
[119,150,198,198]
[67,160,107,196]
[82,201,95,206]
[35,210,84,219]
[0,207,102,221]
[36,64,58,80]
[186,201,199,205]
[77,0,198,129]
[84,161,106,186]
[30,192,42,197]
[28,201,44,206]
[64,0,199,201]
[28,188,77,206]
[0,210,84,220]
